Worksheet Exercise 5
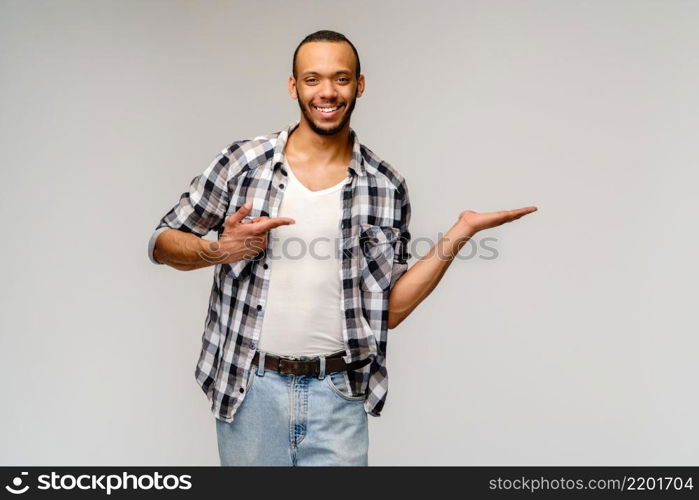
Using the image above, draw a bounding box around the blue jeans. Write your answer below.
[215,350,369,466]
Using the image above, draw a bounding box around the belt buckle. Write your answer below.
[277,357,293,375]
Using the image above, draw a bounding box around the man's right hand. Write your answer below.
[198,202,295,264]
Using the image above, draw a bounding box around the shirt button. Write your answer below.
[250,341,257,350]
[263,263,268,269]
[239,387,244,393]
[256,305,262,311]
[279,183,285,189]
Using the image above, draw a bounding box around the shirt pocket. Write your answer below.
[358,223,400,292]
[226,259,252,281]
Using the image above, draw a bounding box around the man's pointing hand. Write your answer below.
[199,202,295,264]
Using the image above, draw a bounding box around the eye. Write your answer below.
[338,77,349,83]
[305,78,318,84]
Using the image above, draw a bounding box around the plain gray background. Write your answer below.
[1,0,697,465]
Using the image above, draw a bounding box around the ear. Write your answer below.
[356,74,365,98]
[288,75,298,99]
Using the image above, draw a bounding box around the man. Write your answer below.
[147,30,537,466]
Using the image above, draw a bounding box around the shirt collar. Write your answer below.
[272,120,366,177]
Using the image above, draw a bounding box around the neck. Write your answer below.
[286,117,353,165]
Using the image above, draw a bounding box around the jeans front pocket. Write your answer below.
[325,371,365,402]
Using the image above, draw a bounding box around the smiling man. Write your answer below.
[147,30,537,466]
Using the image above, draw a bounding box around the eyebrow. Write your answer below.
[300,70,352,77]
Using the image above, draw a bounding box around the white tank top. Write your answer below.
[257,155,349,357]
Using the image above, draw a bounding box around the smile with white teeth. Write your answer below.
[313,104,342,113]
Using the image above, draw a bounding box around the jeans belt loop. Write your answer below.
[318,355,326,380]
[256,351,266,376]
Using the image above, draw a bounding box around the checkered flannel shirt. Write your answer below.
[147,120,411,422]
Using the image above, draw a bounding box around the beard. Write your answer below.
[297,87,358,136]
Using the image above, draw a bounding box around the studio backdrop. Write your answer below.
[1,0,697,465]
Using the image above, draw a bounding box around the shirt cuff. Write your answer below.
[147,226,172,265]
[390,260,409,290]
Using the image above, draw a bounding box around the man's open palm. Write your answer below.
[458,206,538,235]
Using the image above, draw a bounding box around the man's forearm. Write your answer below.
[387,225,473,329]
[153,229,215,271]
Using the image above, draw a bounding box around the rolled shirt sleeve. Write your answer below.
[389,177,412,289]
[147,148,232,265]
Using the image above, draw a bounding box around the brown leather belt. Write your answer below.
[251,350,371,376]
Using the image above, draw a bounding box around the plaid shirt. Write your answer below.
[147,120,411,422]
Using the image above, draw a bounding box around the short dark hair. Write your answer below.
[292,30,361,79]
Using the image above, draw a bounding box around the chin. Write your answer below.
[313,123,344,136]
[313,113,350,135]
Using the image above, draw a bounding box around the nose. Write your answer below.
[317,79,338,101]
